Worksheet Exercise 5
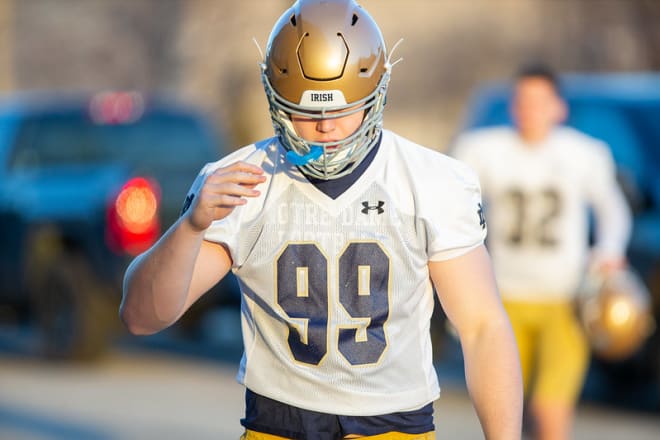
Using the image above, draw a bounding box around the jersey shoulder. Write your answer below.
[382,130,482,209]
[452,126,517,152]
[555,126,608,149]
[553,126,613,165]
[188,137,279,218]
[450,126,518,170]
[382,131,486,258]
[384,129,480,187]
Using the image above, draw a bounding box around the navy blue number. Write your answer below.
[504,188,561,248]
[276,244,328,365]
[275,242,390,366]
[338,242,390,365]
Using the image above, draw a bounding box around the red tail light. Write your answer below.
[106,177,161,255]
[89,91,145,125]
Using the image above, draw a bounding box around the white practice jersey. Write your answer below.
[191,129,486,415]
[453,126,631,302]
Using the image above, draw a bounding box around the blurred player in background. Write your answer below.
[121,0,522,438]
[452,64,632,440]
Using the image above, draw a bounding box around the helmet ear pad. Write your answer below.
[261,0,391,180]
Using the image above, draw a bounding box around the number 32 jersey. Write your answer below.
[452,126,631,301]
[195,129,486,415]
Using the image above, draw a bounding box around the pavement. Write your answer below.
[1,317,659,440]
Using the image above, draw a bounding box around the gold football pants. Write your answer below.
[503,299,589,405]
[241,430,435,439]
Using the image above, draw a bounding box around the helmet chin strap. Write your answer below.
[285,145,323,166]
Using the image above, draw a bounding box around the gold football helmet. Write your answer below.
[577,268,655,361]
[261,0,392,180]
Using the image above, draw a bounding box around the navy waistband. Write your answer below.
[240,389,434,439]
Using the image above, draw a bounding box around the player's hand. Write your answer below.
[596,258,627,274]
[589,254,627,276]
[184,161,266,233]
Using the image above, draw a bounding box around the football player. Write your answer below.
[452,64,632,440]
[121,1,522,438]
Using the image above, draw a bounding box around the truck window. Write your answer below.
[9,112,218,172]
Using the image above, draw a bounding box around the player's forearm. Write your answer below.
[462,316,523,440]
[120,217,206,335]
[593,184,632,260]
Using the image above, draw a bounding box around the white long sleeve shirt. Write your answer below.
[453,126,631,301]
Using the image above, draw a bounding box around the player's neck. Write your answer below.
[303,134,382,199]
[517,128,553,146]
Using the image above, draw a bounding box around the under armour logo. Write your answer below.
[477,203,486,229]
[361,201,385,215]
[181,193,194,216]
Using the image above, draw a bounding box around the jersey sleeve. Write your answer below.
[426,159,488,261]
[180,143,263,264]
[583,140,632,261]
[450,133,482,174]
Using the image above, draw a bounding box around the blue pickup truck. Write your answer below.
[0,91,233,360]
[456,72,660,402]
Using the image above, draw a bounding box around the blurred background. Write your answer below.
[1,0,660,439]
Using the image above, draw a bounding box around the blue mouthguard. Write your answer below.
[286,145,323,166]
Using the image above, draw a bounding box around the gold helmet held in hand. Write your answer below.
[577,268,655,361]
[261,0,392,180]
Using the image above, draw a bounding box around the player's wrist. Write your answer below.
[180,212,210,235]
[588,251,627,275]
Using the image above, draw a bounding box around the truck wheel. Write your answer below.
[29,253,117,361]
